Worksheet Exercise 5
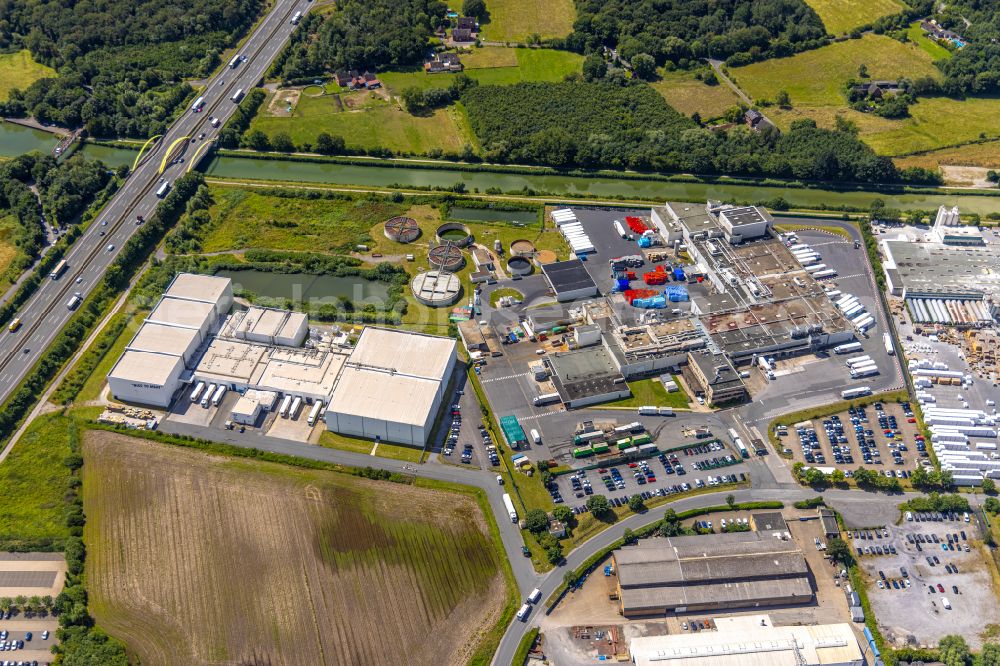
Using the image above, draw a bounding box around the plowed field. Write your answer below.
[83,432,506,666]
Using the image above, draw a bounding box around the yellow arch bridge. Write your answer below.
[187,138,217,173]
[159,136,191,174]
[131,135,162,172]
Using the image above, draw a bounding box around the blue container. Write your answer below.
[673,268,686,281]
[616,277,630,291]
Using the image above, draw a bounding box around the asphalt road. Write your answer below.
[0,0,310,403]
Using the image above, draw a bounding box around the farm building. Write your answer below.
[630,615,863,666]
[324,327,457,446]
[612,531,813,617]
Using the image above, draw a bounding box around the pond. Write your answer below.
[215,269,391,304]
[448,206,538,225]
[439,228,469,241]
[201,155,1000,216]
[0,120,56,157]
[78,142,139,169]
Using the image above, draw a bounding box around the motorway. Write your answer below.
[0,0,311,403]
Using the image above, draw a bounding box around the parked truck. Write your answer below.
[190,381,206,403]
[200,383,216,408]
[279,394,292,418]
[833,342,863,354]
[211,384,227,407]
[307,400,323,426]
[289,396,303,419]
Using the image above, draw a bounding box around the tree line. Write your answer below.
[0,0,264,136]
[460,81,920,183]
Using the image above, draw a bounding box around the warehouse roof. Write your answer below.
[327,367,439,427]
[255,347,345,397]
[348,326,456,380]
[195,339,268,384]
[541,259,598,296]
[165,273,231,304]
[619,576,813,614]
[109,350,183,385]
[234,307,307,342]
[631,616,862,666]
[548,345,627,403]
[719,206,770,228]
[148,296,218,329]
[126,322,200,357]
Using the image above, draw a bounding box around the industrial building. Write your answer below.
[612,530,813,617]
[930,205,984,246]
[547,345,629,408]
[542,259,599,302]
[227,306,308,347]
[685,350,748,405]
[324,327,456,446]
[629,615,863,666]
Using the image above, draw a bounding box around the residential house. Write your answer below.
[744,109,764,129]
[451,27,474,43]
[363,71,381,89]
[334,70,351,87]
[456,16,477,31]
[425,52,463,73]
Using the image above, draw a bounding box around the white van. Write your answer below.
[516,603,531,621]
[941,597,952,610]
[527,588,541,604]
[530,428,541,444]
[905,511,913,521]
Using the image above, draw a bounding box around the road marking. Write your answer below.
[481,372,529,384]
[370,442,379,456]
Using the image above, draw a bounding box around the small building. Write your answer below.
[472,247,494,271]
[425,52,463,73]
[229,306,308,347]
[717,206,771,243]
[548,344,630,408]
[574,323,602,348]
[363,71,380,89]
[685,351,748,405]
[334,70,351,87]
[750,511,788,536]
[457,319,489,353]
[745,109,764,129]
[549,520,567,539]
[231,389,278,425]
[542,259,599,302]
[456,16,477,31]
[451,28,474,43]
[818,508,840,538]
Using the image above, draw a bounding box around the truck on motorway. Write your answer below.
[191,96,205,112]
[210,116,221,128]
[291,10,302,23]
[155,181,170,198]
[228,54,242,69]
[231,88,244,103]
[307,400,323,426]
[190,381,206,403]
[841,386,872,400]
[66,294,81,310]
[883,332,894,355]
[833,342,863,354]
[845,355,872,368]
[211,384,227,407]
[50,259,68,280]
[502,493,517,522]
[533,392,560,406]
[7,318,21,333]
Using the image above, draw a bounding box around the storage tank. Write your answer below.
[435,222,473,246]
[411,270,461,306]
[510,239,535,257]
[507,256,533,275]
[384,216,420,243]
[428,243,465,271]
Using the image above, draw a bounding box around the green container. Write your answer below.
[592,443,610,454]
[573,446,594,459]
[631,434,652,446]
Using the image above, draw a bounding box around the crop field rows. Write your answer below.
[83,433,505,665]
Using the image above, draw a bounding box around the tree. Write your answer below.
[987,170,999,183]
[552,505,574,524]
[243,129,271,152]
[623,527,635,544]
[315,132,345,155]
[546,543,563,564]
[775,89,791,107]
[401,86,427,113]
[586,494,611,516]
[858,63,869,78]
[985,497,1000,514]
[631,53,656,80]
[830,469,846,485]
[981,642,1000,666]
[825,538,854,567]
[658,508,683,536]
[628,494,645,512]
[271,132,295,153]
[803,467,828,486]
[462,0,489,22]
[524,508,550,533]
[582,55,607,82]
[725,494,736,510]
[938,635,971,666]
[983,478,997,495]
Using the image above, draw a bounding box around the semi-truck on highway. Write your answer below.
[228,54,242,69]
[50,259,68,280]
[502,493,517,522]
[231,88,244,103]
[155,181,170,198]
[191,96,205,112]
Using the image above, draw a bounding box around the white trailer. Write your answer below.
[279,394,292,418]
[841,386,872,399]
[638,406,659,415]
[855,315,875,330]
[289,396,303,419]
[502,493,517,522]
[613,219,627,238]
[883,332,894,355]
[845,355,872,367]
[200,383,216,408]
[851,365,879,378]
[190,381,206,403]
[833,342,863,354]
[307,400,323,426]
[805,263,827,273]
[812,269,837,279]
[533,392,561,406]
[850,312,871,326]
[211,384,227,407]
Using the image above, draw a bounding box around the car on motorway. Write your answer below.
[106,244,115,252]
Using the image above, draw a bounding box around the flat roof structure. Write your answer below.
[195,339,269,385]
[327,367,440,428]
[256,347,344,398]
[164,273,232,304]
[883,239,1000,299]
[148,297,218,330]
[347,326,456,380]
[613,532,813,616]
[541,259,599,302]
[108,350,183,387]
[126,322,201,357]
[548,344,628,406]
[228,306,308,346]
[630,616,863,666]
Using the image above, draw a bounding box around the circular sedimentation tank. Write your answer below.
[510,239,536,256]
[384,216,420,243]
[507,256,533,276]
[435,222,473,247]
[428,242,465,272]
[411,270,461,307]
[535,249,558,265]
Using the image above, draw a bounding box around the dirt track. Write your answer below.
[82,432,505,666]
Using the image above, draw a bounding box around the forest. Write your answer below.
[274,0,446,81]
[0,0,263,136]
[461,82,908,183]
[564,0,828,66]
[932,1,1000,96]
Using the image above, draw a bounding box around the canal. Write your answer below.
[215,269,391,304]
[0,120,55,157]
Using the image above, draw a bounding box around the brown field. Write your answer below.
[894,141,1000,170]
[83,432,506,666]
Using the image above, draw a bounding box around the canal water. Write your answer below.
[0,120,56,157]
[448,206,538,225]
[215,269,391,304]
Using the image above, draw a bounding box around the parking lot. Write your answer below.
[547,440,748,512]
[0,618,57,665]
[853,512,999,648]
[779,399,927,477]
[439,390,501,469]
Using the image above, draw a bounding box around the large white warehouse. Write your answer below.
[324,327,457,447]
